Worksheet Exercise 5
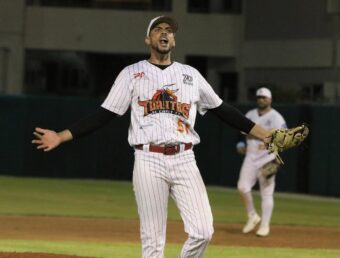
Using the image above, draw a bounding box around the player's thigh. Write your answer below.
[170,151,213,237]
[237,157,258,192]
[133,151,170,221]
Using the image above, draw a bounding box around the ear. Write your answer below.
[144,36,150,46]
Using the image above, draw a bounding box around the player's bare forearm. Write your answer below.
[32,128,73,152]
[248,124,270,141]
[57,129,73,143]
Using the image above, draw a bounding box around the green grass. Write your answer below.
[0,176,339,227]
[0,177,137,218]
[208,187,340,227]
[0,176,339,257]
[0,240,339,258]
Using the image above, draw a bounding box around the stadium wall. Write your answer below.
[2,95,339,197]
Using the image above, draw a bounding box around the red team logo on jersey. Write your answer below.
[134,72,145,79]
[138,85,191,119]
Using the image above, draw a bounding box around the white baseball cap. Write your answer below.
[256,87,272,98]
[146,16,178,36]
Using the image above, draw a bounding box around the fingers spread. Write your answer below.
[33,132,43,139]
[35,127,47,134]
[37,145,47,149]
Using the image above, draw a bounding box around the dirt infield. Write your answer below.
[0,215,339,258]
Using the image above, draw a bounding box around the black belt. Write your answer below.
[135,143,193,155]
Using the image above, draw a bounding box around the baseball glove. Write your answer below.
[265,124,309,165]
[261,161,281,179]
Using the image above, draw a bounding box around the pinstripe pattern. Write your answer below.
[134,150,213,258]
[101,60,222,146]
[102,60,221,257]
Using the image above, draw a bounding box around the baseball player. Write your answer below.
[236,87,287,237]
[32,17,294,257]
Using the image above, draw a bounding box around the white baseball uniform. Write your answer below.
[237,108,286,227]
[102,60,222,258]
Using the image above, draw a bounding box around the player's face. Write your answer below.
[256,96,272,110]
[147,23,176,54]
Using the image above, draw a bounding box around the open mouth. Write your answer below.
[159,37,169,45]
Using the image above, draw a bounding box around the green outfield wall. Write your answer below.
[1,95,339,197]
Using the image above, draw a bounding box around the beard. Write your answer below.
[257,103,270,110]
[257,99,269,109]
[151,43,173,55]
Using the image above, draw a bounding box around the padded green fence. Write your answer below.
[1,95,339,197]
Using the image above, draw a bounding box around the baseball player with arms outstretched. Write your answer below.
[236,87,286,237]
[32,16,307,257]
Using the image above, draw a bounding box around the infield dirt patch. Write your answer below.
[0,215,339,257]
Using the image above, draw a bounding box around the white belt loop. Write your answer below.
[143,144,150,152]
[179,143,185,152]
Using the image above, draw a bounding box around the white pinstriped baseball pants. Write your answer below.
[133,149,214,258]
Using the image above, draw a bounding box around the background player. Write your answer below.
[236,87,287,237]
[33,16,286,257]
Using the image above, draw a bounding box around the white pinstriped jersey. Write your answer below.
[245,108,286,157]
[102,60,222,146]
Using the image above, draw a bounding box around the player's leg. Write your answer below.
[257,174,276,236]
[237,157,261,233]
[169,150,213,258]
[133,150,170,258]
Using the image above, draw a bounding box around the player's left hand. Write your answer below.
[264,124,309,164]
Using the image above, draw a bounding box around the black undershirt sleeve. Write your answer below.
[68,102,254,139]
[209,102,255,134]
[68,107,117,139]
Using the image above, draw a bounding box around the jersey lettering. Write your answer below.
[138,86,191,119]
[101,60,222,145]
